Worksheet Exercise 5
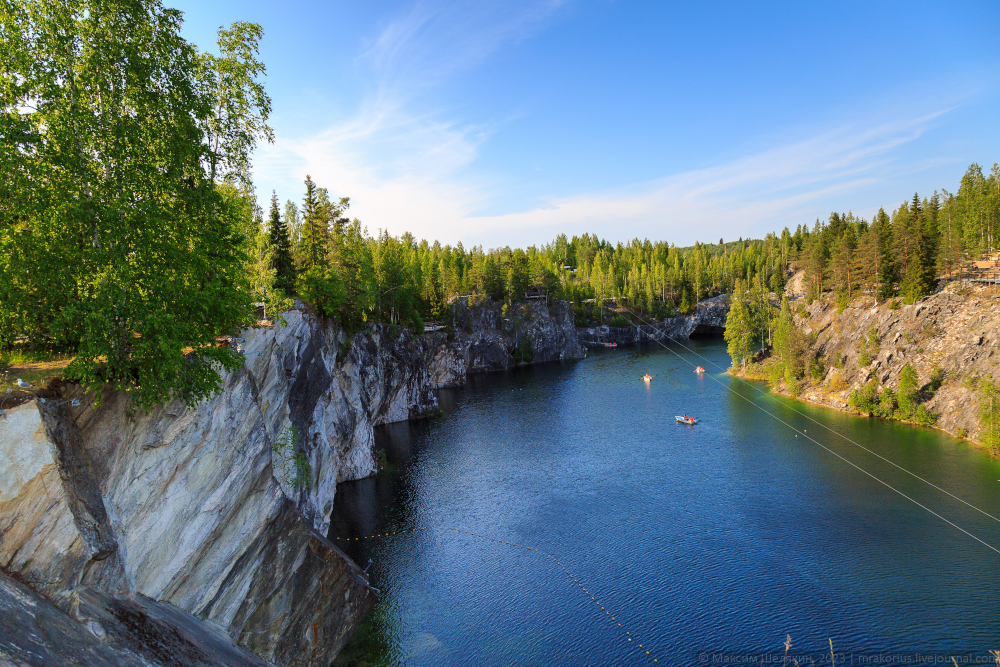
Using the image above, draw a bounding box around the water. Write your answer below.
[331,339,1000,666]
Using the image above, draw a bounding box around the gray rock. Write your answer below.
[0,299,588,666]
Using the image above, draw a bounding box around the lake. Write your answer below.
[330,339,1000,666]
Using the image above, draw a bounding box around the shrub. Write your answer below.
[835,292,850,314]
[767,361,784,389]
[897,363,920,417]
[809,356,825,382]
[956,426,968,438]
[849,380,880,414]
[929,366,945,392]
[911,405,938,426]
[609,315,632,328]
[876,388,897,418]
[827,370,848,392]
[296,266,345,319]
[512,336,533,363]
[785,367,803,397]
[978,378,1000,453]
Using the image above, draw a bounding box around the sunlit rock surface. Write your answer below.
[0,299,585,666]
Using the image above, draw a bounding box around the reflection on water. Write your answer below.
[332,340,1000,667]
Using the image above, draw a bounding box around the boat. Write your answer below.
[604,342,618,348]
[675,416,698,425]
[694,366,705,374]
[643,374,652,382]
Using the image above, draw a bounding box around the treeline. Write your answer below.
[4,2,998,410]
[262,174,795,331]
[723,163,1000,369]
[794,163,1000,307]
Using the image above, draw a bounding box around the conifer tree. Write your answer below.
[267,191,295,294]
[724,279,754,368]
[300,176,327,271]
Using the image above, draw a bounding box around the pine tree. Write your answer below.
[300,175,327,271]
[267,191,295,294]
[724,279,754,368]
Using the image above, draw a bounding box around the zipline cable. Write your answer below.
[618,306,1000,526]
[615,305,1000,556]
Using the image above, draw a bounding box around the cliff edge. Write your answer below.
[0,298,583,666]
[743,282,1000,448]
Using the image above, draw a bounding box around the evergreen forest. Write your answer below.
[3,0,999,408]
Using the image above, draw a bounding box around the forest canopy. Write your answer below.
[2,1,998,408]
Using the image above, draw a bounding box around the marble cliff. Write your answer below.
[0,299,583,666]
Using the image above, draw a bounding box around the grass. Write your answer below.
[0,348,75,395]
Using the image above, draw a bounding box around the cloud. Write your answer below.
[251,1,956,249]
[462,110,951,247]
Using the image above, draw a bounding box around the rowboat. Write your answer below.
[643,374,652,382]
[675,416,698,425]
[694,366,705,374]
[604,342,618,348]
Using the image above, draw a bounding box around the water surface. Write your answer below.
[331,340,1000,666]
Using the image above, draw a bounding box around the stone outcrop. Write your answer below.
[576,294,730,346]
[748,282,1000,447]
[0,298,585,666]
[421,297,585,387]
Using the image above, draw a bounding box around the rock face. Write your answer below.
[0,299,585,666]
[421,297,585,387]
[757,283,1000,447]
[576,294,730,346]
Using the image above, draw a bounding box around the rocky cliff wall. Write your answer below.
[420,297,585,386]
[747,283,1000,447]
[0,298,584,666]
[576,294,730,346]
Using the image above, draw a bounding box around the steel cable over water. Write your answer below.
[334,526,662,663]
[622,306,1000,526]
[618,304,1000,555]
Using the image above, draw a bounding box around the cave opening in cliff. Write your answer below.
[689,324,725,339]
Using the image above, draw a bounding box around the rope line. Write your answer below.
[622,307,1000,525]
[616,305,1000,555]
[334,525,661,663]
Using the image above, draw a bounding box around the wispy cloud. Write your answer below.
[253,1,956,249]
[461,110,951,247]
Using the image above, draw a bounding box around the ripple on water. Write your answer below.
[332,340,1000,666]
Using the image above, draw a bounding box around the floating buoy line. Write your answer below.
[617,304,1000,555]
[333,525,661,663]
[333,307,1000,664]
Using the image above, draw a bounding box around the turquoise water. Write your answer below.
[331,339,1000,666]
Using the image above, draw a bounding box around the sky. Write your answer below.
[170,0,1000,249]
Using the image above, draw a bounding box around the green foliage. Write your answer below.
[608,314,632,328]
[272,425,311,488]
[296,266,345,319]
[897,362,920,417]
[268,192,296,293]
[809,355,825,382]
[0,2,275,409]
[929,366,945,392]
[511,336,533,363]
[978,378,1000,454]
[835,292,850,314]
[849,380,881,414]
[858,327,879,366]
[724,279,755,368]
[877,388,898,418]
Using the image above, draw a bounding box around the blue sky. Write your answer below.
[171,0,1000,248]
